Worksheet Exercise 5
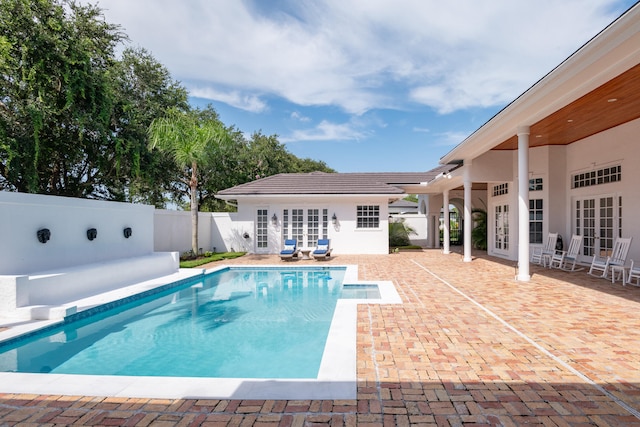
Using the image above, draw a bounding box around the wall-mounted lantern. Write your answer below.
[87,228,98,241]
[37,228,51,244]
[123,227,132,238]
[332,213,338,224]
[272,213,278,226]
[243,232,250,239]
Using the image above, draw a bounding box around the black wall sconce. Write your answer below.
[332,213,338,224]
[123,227,132,238]
[272,213,278,226]
[37,228,51,244]
[243,232,250,239]
[87,228,98,241]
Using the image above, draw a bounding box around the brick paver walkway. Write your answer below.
[2,249,640,426]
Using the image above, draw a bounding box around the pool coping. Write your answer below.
[0,264,402,400]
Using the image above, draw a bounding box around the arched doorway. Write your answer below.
[439,199,464,246]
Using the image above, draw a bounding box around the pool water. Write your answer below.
[0,267,359,379]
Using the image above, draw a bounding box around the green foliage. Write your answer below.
[0,0,123,195]
[389,219,417,247]
[471,208,488,250]
[0,0,335,207]
[403,194,418,203]
[179,251,246,268]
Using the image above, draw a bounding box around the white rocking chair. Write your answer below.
[549,234,583,271]
[531,232,558,267]
[626,260,640,287]
[588,237,632,279]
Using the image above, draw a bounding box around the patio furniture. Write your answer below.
[531,232,558,267]
[610,264,627,284]
[279,239,299,260]
[312,239,332,260]
[549,234,583,271]
[299,247,313,260]
[626,260,640,287]
[588,236,632,279]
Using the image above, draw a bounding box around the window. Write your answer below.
[256,209,268,248]
[492,183,508,197]
[572,165,621,188]
[357,205,379,228]
[529,178,543,191]
[529,199,543,244]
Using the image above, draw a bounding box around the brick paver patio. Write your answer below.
[2,249,640,426]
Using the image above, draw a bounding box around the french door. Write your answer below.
[574,195,621,260]
[282,208,328,248]
[494,203,509,255]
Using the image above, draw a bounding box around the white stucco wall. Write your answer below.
[166,196,393,255]
[0,192,154,275]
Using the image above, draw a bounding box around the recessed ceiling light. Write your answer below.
[567,119,573,123]
[608,98,618,102]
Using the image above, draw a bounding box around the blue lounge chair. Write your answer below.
[312,239,332,260]
[279,239,299,260]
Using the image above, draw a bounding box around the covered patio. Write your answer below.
[1,250,640,425]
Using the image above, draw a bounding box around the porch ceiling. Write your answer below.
[492,63,640,150]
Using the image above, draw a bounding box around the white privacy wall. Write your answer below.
[0,192,155,275]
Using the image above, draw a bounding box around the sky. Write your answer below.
[81,0,636,173]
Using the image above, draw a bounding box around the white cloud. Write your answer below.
[189,86,267,113]
[434,131,474,147]
[90,0,628,115]
[290,111,311,122]
[281,120,367,143]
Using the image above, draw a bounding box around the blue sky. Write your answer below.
[85,0,636,172]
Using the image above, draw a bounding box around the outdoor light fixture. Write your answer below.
[37,228,51,244]
[87,228,97,241]
[272,213,278,226]
[332,213,337,224]
[123,227,132,238]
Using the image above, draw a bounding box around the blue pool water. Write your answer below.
[0,266,373,379]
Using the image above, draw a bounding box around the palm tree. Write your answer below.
[148,107,229,255]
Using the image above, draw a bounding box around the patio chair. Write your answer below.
[279,239,299,260]
[588,236,632,279]
[626,260,640,287]
[312,239,332,260]
[531,232,558,267]
[549,234,583,271]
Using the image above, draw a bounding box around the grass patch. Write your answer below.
[179,252,246,268]
[389,245,423,253]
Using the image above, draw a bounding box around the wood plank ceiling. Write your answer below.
[492,63,640,150]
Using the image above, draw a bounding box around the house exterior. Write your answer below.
[214,3,639,275]
[419,3,640,280]
[215,169,455,255]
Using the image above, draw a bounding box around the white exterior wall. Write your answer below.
[565,118,640,263]
[481,118,640,262]
[0,192,154,275]
[155,196,393,255]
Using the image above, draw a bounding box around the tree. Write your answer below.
[148,107,230,255]
[107,47,188,204]
[0,0,123,196]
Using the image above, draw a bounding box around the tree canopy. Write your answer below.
[0,0,335,209]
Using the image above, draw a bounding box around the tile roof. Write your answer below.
[216,165,458,197]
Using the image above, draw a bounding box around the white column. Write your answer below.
[443,190,450,254]
[463,163,473,262]
[517,126,531,281]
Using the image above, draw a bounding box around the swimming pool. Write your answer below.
[0,265,401,399]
